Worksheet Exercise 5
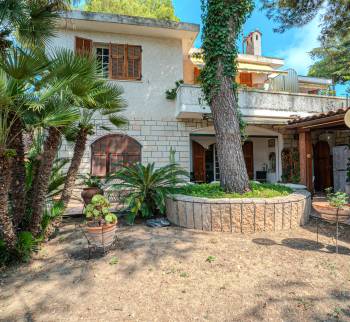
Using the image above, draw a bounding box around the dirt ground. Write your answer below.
[1,218,350,322]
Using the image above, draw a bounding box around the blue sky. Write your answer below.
[173,0,347,96]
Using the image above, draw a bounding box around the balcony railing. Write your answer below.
[176,84,348,123]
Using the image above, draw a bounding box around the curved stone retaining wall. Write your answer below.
[166,191,311,233]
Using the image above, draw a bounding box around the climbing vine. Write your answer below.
[200,0,254,104]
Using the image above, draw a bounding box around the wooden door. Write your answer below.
[314,141,332,191]
[243,141,254,179]
[192,141,206,182]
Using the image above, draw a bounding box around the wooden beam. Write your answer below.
[299,131,313,192]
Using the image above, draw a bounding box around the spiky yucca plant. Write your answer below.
[108,163,188,224]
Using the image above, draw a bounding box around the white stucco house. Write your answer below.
[54,11,348,188]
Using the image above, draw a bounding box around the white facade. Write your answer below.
[54,11,348,184]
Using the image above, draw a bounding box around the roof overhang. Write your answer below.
[58,11,200,53]
[286,108,349,130]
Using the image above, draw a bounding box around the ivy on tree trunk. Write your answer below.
[200,0,253,193]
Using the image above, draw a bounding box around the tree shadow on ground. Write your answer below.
[253,219,350,255]
[0,217,199,321]
[233,280,350,322]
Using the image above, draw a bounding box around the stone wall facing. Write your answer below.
[166,191,311,233]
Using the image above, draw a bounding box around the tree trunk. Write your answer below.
[207,10,250,194]
[30,127,61,236]
[0,152,17,249]
[8,118,26,227]
[60,128,88,209]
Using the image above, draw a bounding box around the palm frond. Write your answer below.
[107,162,188,223]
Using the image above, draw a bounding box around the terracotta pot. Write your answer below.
[312,201,350,223]
[81,187,103,205]
[85,223,116,247]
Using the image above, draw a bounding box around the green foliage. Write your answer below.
[16,231,36,262]
[108,162,188,224]
[308,33,350,86]
[177,182,292,199]
[0,0,71,50]
[84,194,117,225]
[206,255,216,263]
[40,201,65,239]
[84,0,179,21]
[260,0,350,42]
[165,80,184,100]
[200,0,254,104]
[80,173,104,189]
[109,256,119,265]
[325,188,349,209]
[0,231,36,266]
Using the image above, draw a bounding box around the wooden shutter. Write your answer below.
[127,45,142,80]
[110,44,142,80]
[110,44,126,79]
[91,153,107,177]
[75,37,92,55]
[239,72,253,87]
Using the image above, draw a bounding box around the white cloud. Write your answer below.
[276,16,322,75]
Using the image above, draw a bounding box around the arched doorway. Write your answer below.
[314,141,332,191]
[91,134,141,176]
[243,141,254,180]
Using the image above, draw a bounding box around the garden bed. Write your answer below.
[166,183,311,233]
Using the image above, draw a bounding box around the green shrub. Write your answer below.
[0,232,37,266]
[177,182,293,199]
[107,162,188,223]
[80,173,104,189]
[16,232,36,262]
[84,194,117,226]
[40,200,65,240]
[325,188,349,208]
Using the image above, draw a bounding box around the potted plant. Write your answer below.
[80,174,104,205]
[346,157,350,195]
[312,188,350,224]
[84,194,118,246]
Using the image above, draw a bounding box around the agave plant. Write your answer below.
[107,162,188,223]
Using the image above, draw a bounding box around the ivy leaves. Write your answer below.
[200,0,254,104]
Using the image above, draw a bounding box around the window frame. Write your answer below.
[90,134,142,177]
[109,43,142,81]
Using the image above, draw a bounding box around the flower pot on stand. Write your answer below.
[81,187,103,205]
[85,223,116,247]
[312,201,350,223]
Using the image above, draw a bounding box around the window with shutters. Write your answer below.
[92,43,142,80]
[109,44,142,80]
[75,37,93,55]
[91,134,142,177]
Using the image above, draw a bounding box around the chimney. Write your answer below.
[244,30,262,56]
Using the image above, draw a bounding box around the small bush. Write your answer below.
[0,232,37,266]
[84,194,117,226]
[177,182,292,199]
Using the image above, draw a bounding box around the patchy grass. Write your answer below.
[177,182,293,199]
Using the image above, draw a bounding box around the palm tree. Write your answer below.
[60,78,127,209]
[28,49,106,236]
[0,0,72,52]
[28,94,80,236]
[0,106,19,249]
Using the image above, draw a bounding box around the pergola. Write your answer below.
[286,108,350,192]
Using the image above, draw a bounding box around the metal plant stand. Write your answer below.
[314,210,345,254]
[76,224,118,259]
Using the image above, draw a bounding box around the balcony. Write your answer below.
[176,84,348,124]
